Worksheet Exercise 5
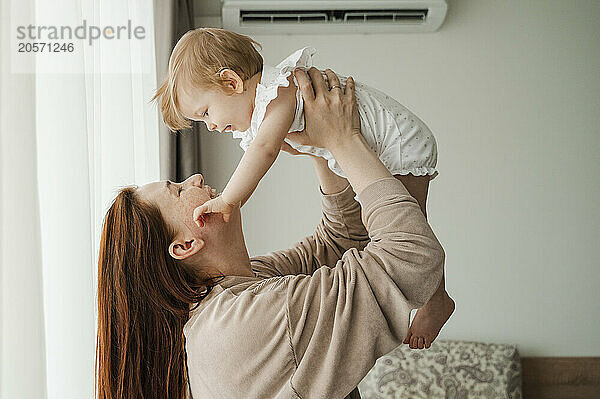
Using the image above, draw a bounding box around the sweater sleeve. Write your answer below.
[250,182,370,278]
[285,177,445,399]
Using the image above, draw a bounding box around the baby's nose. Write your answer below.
[207,123,217,131]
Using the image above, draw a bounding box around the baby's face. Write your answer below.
[178,84,254,134]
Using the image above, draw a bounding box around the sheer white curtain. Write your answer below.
[0,0,47,398]
[32,0,159,397]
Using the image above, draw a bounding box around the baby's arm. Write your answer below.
[196,77,298,223]
[226,79,296,206]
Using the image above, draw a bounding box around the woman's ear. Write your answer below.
[169,238,205,260]
[218,68,244,94]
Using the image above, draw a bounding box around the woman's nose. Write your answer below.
[189,174,204,188]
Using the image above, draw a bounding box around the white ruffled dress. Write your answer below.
[232,47,439,181]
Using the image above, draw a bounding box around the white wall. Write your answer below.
[197,0,600,357]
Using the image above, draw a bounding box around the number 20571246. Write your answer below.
[18,42,74,52]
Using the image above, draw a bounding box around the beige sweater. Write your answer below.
[183,177,445,399]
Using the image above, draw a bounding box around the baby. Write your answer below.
[153,27,454,349]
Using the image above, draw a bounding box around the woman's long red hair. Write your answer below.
[95,187,225,398]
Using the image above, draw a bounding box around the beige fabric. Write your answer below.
[184,177,445,399]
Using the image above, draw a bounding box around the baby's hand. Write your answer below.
[193,197,236,225]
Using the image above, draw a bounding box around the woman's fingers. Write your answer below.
[323,69,342,93]
[291,66,362,151]
[293,69,315,102]
[307,67,328,98]
[345,77,361,133]
[345,76,355,100]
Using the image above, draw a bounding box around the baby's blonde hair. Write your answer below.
[152,28,263,132]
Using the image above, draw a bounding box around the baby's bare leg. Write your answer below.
[394,173,454,349]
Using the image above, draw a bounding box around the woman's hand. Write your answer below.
[286,68,361,152]
[291,67,392,196]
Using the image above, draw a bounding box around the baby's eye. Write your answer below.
[178,186,183,196]
[193,110,207,119]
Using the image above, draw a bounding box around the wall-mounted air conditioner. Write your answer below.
[222,0,448,35]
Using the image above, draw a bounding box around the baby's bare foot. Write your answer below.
[403,290,455,349]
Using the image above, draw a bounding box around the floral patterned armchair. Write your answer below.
[358,340,522,398]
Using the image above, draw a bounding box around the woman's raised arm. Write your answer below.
[280,139,350,195]
[274,68,445,398]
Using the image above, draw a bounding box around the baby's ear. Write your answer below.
[218,68,244,94]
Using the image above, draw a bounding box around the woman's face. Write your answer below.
[136,173,217,233]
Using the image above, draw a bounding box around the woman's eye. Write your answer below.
[203,111,208,117]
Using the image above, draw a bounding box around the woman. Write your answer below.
[96,68,445,398]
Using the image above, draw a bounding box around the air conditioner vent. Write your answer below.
[222,1,448,34]
[344,9,427,23]
[240,9,428,24]
[241,11,328,24]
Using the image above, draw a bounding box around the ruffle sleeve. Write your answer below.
[232,47,316,151]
